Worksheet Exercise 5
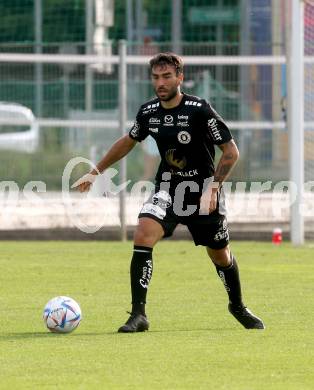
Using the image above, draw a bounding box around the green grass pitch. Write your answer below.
[0,241,313,389]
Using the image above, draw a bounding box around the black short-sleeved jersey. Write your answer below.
[129,92,232,186]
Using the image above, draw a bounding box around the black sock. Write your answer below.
[215,254,243,307]
[130,245,153,316]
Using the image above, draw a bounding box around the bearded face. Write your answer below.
[151,64,183,102]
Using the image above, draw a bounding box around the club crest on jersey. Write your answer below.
[177,130,191,144]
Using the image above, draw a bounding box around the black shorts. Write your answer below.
[138,187,229,249]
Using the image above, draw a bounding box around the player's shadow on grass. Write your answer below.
[0,331,109,341]
[104,327,237,334]
[148,327,236,333]
[0,328,236,340]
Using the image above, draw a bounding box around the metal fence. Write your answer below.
[0,0,314,243]
[0,48,292,186]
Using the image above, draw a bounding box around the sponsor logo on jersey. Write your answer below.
[149,127,159,133]
[170,169,199,177]
[142,108,157,114]
[177,115,189,127]
[164,115,174,125]
[177,121,189,128]
[177,130,191,144]
[142,102,160,111]
[208,118,222,141]
[130,121,140,137]
[185,101,202,107]
[149,117,161,124]
[165,149,187,169]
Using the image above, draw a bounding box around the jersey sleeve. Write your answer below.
[128,109,148,142]
[201,101,233,145]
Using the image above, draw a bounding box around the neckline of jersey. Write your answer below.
[158,92,187,112]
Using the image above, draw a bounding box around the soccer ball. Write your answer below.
[43,296,82,333]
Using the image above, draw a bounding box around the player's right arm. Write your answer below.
[73,134,137,192]
[73,108,148,193]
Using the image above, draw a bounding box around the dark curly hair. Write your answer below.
[149,52,183,75]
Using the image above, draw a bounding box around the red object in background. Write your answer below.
[272,228,283,245]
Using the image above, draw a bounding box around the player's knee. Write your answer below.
[133,225,158,247]
[206,245,231,267]
[133,218,164,247]
[133,227,148,245]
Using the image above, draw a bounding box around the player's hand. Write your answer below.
[199,184,219,214]
[71,172,97,193]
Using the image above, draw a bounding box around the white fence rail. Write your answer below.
[0,39,311,243]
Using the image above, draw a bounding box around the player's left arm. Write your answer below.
[201,140,239,214]
[200,100,240,213]
[214,139,239,186]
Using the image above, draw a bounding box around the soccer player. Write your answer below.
[74,53,265,332]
